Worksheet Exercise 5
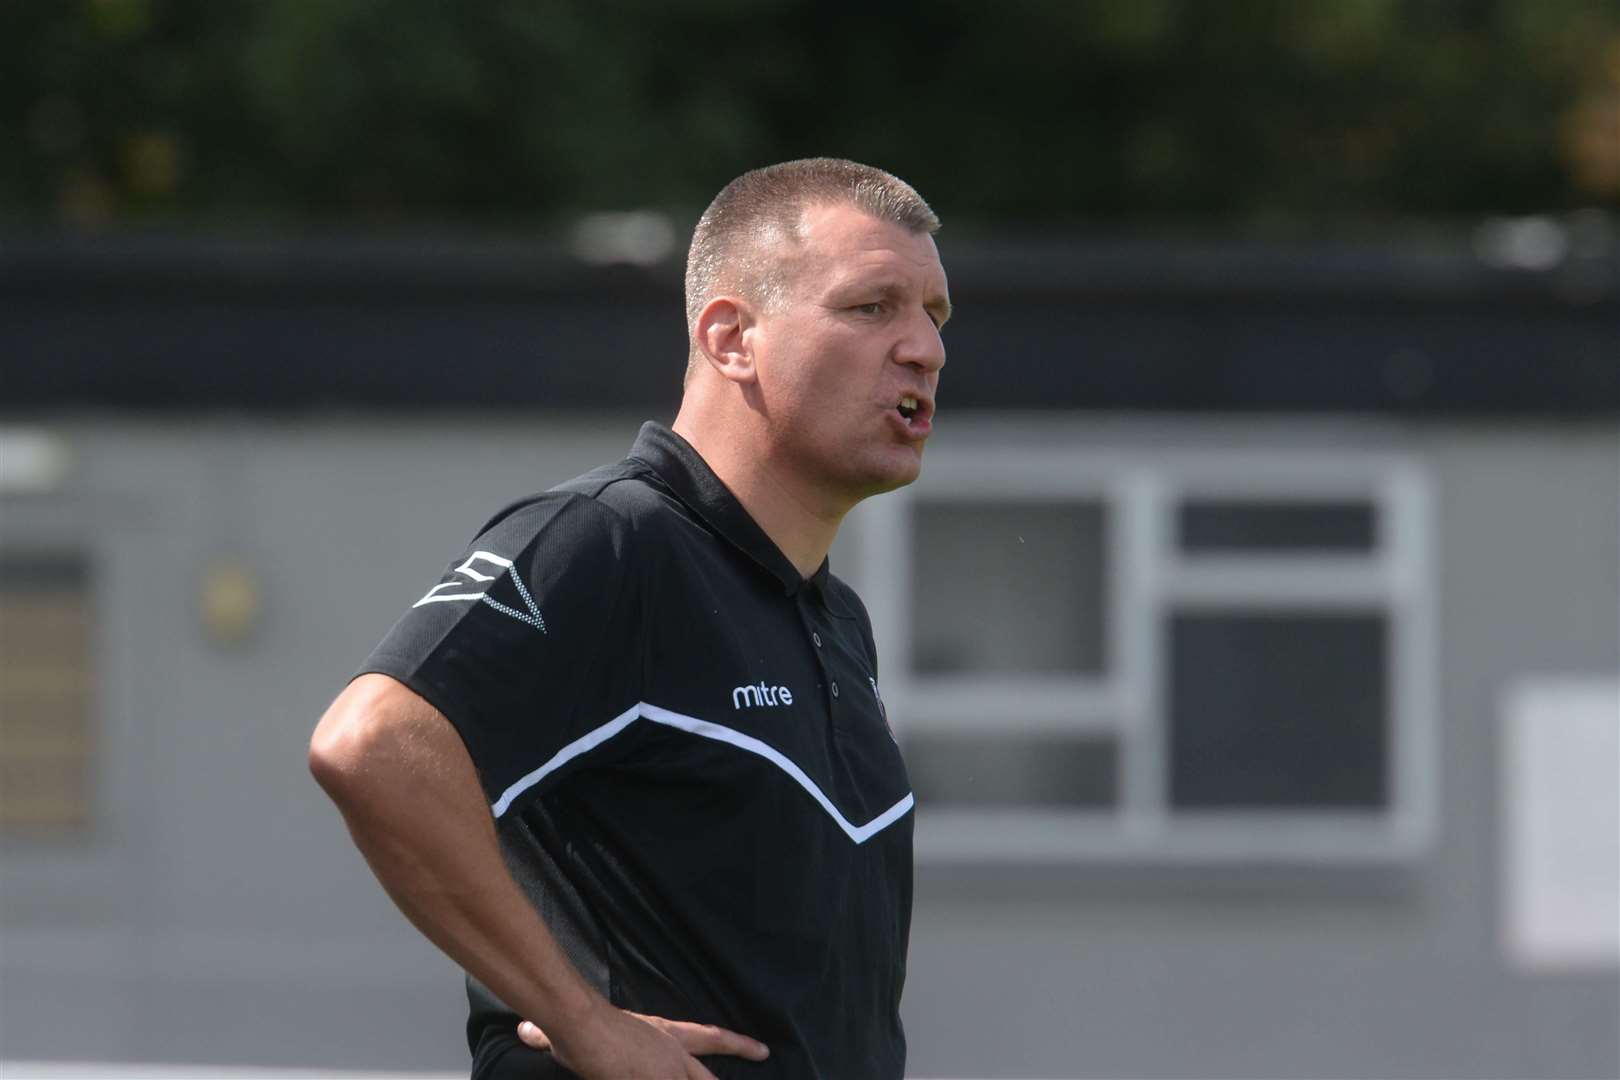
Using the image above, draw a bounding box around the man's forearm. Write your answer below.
[310,674,604,1041]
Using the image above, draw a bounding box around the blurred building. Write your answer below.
[1,223,1617,1077]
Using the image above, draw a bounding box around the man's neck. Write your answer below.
[671,412,845,580]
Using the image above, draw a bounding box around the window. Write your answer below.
[1177,498,1377,554]
[856,445,1434,862]
[0,552,95,831]
[1167,611,1387,809]
[904,733,1118,808]
[910,500,1108,677]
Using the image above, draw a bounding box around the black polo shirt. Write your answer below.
[361,422,914,1079]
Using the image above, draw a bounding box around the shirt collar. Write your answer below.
[628,421,832,598]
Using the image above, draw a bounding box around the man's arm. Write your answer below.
[308,673,767,1079]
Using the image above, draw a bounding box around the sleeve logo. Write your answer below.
[412,550,546,633]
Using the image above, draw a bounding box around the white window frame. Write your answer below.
[855,444,1436,864]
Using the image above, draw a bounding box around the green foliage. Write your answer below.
[3,0,1615,227]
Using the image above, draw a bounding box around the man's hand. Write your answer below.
[518,1005,769,1080]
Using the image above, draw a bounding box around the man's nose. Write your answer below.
[894,309,946,373]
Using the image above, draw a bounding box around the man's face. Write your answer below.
[748,202,950,507]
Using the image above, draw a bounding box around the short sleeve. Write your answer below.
[359,493,641,814]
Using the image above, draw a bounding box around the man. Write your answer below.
[309,158,950,1079]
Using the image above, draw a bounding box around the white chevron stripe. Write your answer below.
[488,702,913,844]
[490,703,639,817]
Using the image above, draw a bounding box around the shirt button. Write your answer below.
[812,632,822,647]
[830,681,839,698]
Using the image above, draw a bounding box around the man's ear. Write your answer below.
[693,295,758,385]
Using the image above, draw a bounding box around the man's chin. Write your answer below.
[847,448,924,500]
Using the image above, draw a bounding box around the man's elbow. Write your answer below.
[310,674,470,823]
[309,679,394,804]
[309,704,364,802]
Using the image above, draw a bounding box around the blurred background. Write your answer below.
[2,1,1617,1077]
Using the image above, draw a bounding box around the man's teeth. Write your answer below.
[899,396,918,415]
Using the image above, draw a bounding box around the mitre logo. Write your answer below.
[732,682,794,710]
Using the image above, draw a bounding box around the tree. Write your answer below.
[3,0,1615,229]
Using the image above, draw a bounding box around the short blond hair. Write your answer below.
[683,158,939,381]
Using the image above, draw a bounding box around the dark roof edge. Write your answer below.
[4,229,1615,417]
[3,228,1616,305]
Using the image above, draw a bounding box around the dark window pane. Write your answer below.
[0,552,88,591]
[0,552,94,830]
[1178,500,1376,553]
[910,501,1107,675]
[904,733,1117,808]
[1168,612,1388,809]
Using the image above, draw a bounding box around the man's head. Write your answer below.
[684,158,940,379]
[681,159,951,509]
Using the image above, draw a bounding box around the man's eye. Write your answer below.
[854,302,883,315]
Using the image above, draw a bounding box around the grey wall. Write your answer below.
[1,414,1615,1078]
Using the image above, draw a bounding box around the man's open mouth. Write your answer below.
[897,395,920,421]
